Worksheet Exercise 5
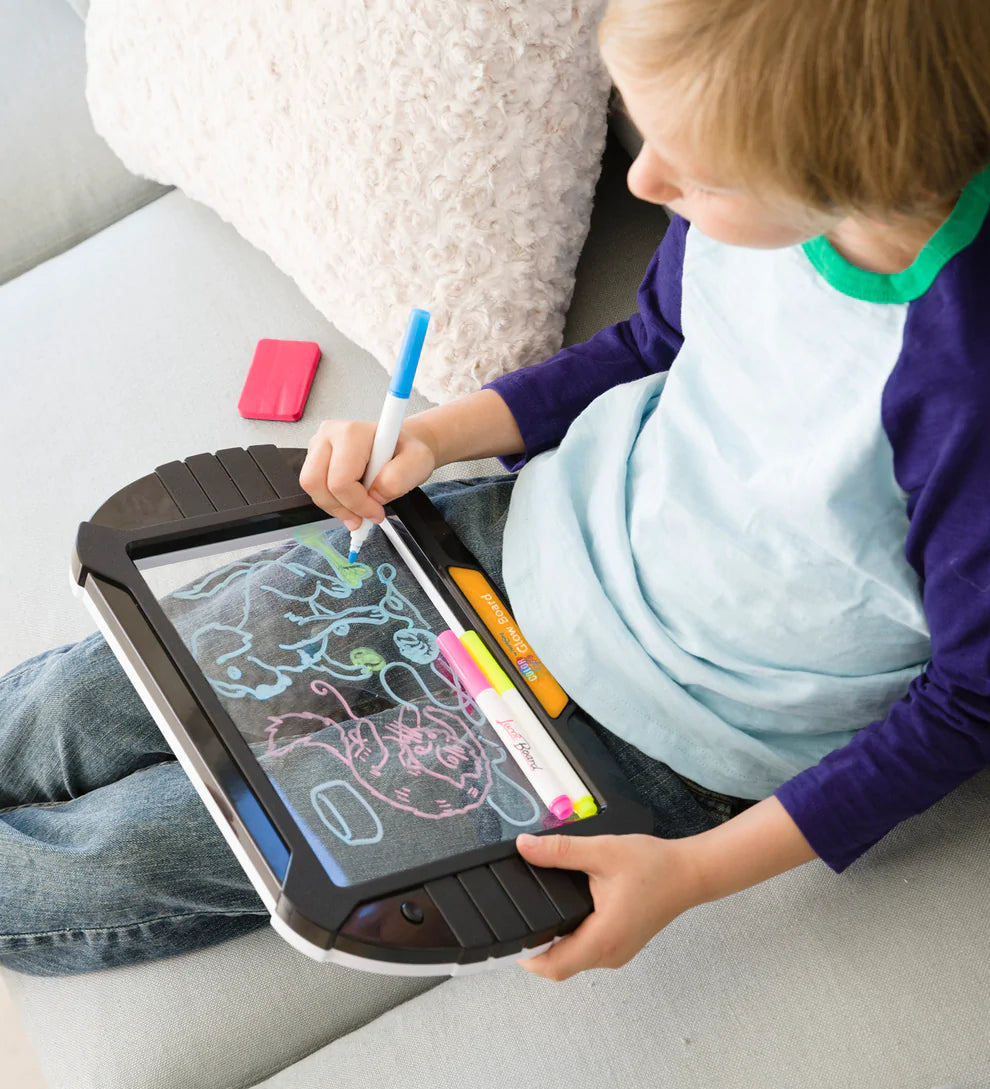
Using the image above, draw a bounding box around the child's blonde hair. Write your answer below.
[599,0,990,219]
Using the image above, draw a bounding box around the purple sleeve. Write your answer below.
[775,219,990,872]
[483,215,687,471]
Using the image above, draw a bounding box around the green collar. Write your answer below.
[802,164,990,304]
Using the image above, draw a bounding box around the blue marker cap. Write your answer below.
[388,308,430,398]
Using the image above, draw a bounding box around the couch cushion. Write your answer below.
[253,771,990,1089]
[0,189,503,676]
[3,925,441,1089]
[84,0,614,404]
[0,0,168,285]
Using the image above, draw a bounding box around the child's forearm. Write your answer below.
[684,795,819,905]
[404,388,525,467]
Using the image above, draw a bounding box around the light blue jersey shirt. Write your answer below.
[501,226,932,798]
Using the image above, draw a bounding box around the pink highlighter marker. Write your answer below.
[437,631,574,821]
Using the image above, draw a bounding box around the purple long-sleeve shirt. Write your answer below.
[484,177,990,873]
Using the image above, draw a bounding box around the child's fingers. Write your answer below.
[298,436,339,513]
[299,426,378,527]
[324,439,387,525]
[518,912,612,981]
[301,420,434,527]
[515,832,609,875]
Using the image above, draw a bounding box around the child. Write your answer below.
[2,0,989,982]
[298,0,990,982]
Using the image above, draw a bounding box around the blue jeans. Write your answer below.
[0,476,751,976]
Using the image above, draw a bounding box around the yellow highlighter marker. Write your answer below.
[460,631,598,819]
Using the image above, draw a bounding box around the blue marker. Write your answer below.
[348,307,430,562]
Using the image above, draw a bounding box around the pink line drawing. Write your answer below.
[265,679,493,819]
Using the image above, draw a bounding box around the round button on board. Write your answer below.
[400,900,425,925]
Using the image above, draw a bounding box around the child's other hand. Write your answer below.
[299,418,439,530]
[514,831,701,981]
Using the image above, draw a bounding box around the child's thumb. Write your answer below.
[515,832,592,873]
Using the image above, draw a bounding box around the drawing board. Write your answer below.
[72,446,651,974]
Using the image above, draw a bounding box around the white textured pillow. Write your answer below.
[85,1,611,403]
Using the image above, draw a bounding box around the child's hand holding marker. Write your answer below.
[299,306,527,540]
[300,309,437,540]
[299,415,439,533]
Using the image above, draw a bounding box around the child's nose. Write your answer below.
[627,145,682,206]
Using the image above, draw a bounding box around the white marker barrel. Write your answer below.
[474,689,574,821]
[460,631,597,818]
[437,631,573,821]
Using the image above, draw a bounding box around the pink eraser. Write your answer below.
[238,339,321,421]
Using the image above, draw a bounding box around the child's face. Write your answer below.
[616,77,842,248]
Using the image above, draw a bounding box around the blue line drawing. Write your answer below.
[378,659,480,715]
[170,545,441,701]
[310,780,384,846]
[160,528,549,879]
[269,777,349,886]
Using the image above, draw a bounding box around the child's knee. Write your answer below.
[0,633,169,808]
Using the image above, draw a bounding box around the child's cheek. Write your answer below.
[689,207,814,250]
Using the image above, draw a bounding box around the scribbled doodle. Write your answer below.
[169,544,438,700]
[349,647,386,672]
[158,524,549,884]
[310,780,384,846]
[265,680,493,819]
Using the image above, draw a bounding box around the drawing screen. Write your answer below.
[137,517,560,887]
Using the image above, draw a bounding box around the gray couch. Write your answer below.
[2,1,989,1087]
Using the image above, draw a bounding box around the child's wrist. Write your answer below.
[666,835,712,912]
[406,389,524,467]
[403,412,446,468]
[678,796,818,906]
